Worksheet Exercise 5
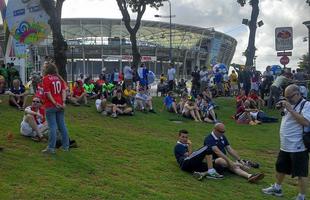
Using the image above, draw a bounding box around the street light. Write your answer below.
[70,46,75,83]
[154,0,175,63]
[303,21,310,68]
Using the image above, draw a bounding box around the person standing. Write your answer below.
[123,64,133,88]
[262,84,310,200]
[42,63,70,154]
[191,66,200,97]
[199,66,209,93]
[167,63,176,92]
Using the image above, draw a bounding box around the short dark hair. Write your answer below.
[179,129,188,136]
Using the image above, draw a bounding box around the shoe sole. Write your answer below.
[262,191,283,197]
[248,173,265,183]
[206,175,224,180]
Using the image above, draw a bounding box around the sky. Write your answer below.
[2,0,310,71]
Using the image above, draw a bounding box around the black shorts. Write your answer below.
[275,150,309,178]
[181,146,212,172]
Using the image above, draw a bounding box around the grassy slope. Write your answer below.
[0,96,307,200]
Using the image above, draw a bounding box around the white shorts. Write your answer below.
[20,121,43,137]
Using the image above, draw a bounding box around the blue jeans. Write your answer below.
[257,111,278,123]
[46,107,69,150]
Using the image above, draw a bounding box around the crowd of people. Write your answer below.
[0,61,309,200]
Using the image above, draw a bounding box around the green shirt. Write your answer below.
[83,83,95,93]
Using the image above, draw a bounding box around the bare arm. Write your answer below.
[283,101,310,126]
[212,146,234,166]
[226,145,241,161]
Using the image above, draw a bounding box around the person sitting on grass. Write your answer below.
[7,79,28,110]
[204,123,265,183]
[95,94,113,116]
[177,93,188,114]
[202,87,217,109]
[163,91,178,114]
[236,88,248,108]
[200,96,219,124]
[20,96,48,141]
[83,77,99,99]
[123,84,137,107]
[102,81,115,99]
[182,96,203,122]
[72,80,89,106]
[248,89,265,109]
[174,129,223,180]
[135,87,156,113]
[111,89,133,118]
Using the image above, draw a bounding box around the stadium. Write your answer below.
[0,18,237,81]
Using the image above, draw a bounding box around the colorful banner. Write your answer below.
[6,0,51,45]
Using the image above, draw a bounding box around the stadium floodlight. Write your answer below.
[257,20,264,27]
[242,19,249,25]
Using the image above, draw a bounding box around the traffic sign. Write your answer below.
[280,56,290,65]
[277,51,292,56]
[275,27,293,51]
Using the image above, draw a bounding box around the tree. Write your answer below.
[40,0,68,80]
[237,0,260,68]
[116,0,166,68]
[298,53,310,73]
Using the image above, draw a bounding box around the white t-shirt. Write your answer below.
[123,66,133,80]
[200,70,208,82]
[280,99,310,152]
[167,68,176,81]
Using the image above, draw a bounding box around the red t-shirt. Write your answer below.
[32,106,46,124]
[42,75,65,108]
[73,86,85,97]
[236,95,247,103]
[248,93,258,101]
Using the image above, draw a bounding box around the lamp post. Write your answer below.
[303,21,310,69]
[70,46,75,83]
[155,0,175,63]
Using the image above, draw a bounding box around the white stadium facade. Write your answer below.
[0,18,237,81]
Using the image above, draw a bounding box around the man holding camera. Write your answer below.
[262,84,310,200]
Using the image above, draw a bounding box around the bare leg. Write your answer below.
[275,172,286,185]
[10,96,21,108]
[21,95,28,108]
[215,158,250,179]
[189,110,198,121]
[24,114,41,137]
[298,177,308,195]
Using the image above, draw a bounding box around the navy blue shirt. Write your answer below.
[174,142,188,166]
[10,85,25,95]
[204,132,230,160]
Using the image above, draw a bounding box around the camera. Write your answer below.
[275,98,286,116]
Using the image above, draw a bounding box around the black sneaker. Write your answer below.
[242,159,260,168]
[248,173,264,183]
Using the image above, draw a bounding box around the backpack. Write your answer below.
[299,100,310,152]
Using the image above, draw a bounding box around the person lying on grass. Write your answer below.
[111,89,133,118]
[181,96,203,122]
[204,123,264,183]
[20,96,48,141]
[162,91,178,114]
[135,87,156,113]
[174,129,223,180]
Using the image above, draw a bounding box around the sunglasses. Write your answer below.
[216,129,225,134]
[32,100,41,103]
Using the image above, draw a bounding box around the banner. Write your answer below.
[275,27,293,51]
[6,0,51,45]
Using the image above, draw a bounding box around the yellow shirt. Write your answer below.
[229,73,238,84]
[124,89,137,97]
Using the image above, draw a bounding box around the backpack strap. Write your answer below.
[299,99,308,133]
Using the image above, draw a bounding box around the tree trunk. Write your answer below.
[40,0,67,81]
[245,0,259,68]
[130,33,141,68]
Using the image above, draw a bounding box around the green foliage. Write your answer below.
[298,53,310,72]
[126,0,166,12]
[0,96,306,199]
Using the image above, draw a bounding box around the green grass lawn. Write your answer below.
[0,96,308,200]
